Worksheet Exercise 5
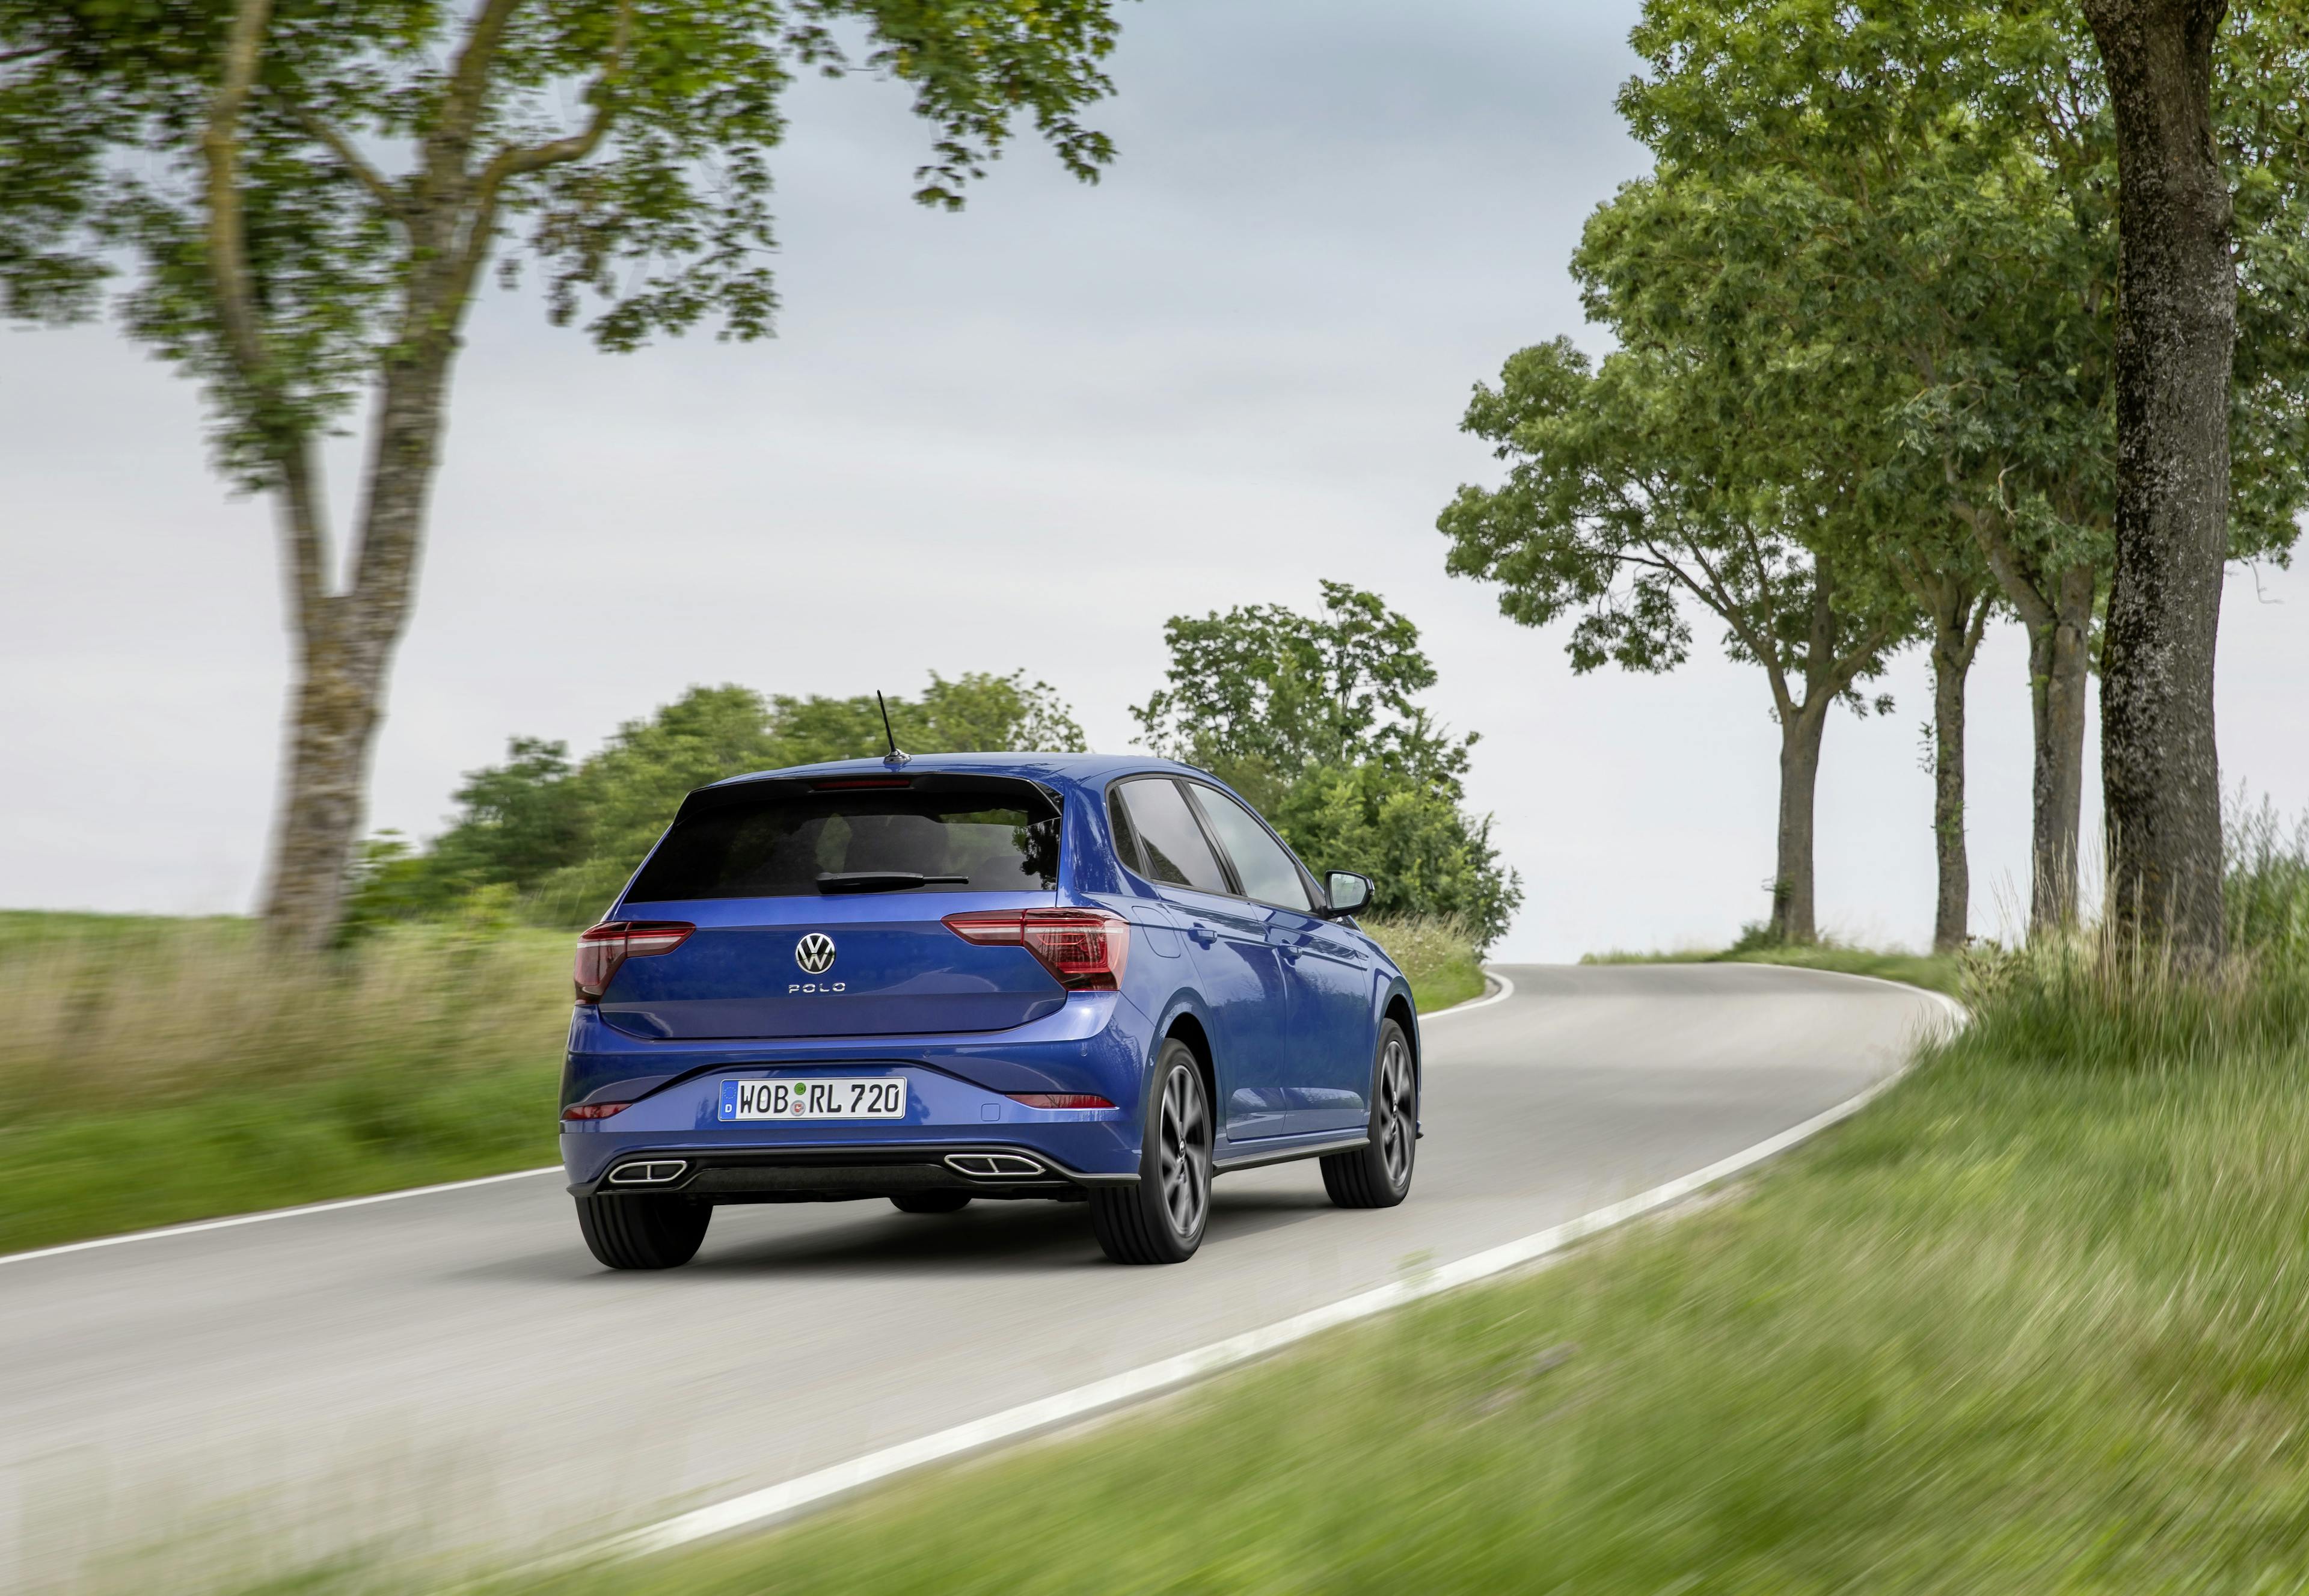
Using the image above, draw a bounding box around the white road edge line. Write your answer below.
[584,984,1961,1568]
[0,1165,562,1268]
[1418,966,1516,1019]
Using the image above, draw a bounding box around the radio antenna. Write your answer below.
[876,692,909,768]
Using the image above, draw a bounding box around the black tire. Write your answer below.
[1090,1039,1213,1265]
[574,1192,712,1269]
[1321,1018,1416,1209]
[889,1191,974,1214]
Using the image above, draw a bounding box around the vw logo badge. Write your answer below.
[794,933,838,975]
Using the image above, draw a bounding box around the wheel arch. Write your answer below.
[1162,1010,1219,1121]
[1381,984,1420,1084]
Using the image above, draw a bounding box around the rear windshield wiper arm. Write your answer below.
[815,871,972,894]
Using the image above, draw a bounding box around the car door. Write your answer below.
[1184,784,1374,1136]
[1111,776,1296,1143]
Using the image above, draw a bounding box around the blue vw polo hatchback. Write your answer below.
[559,753,1420,1268]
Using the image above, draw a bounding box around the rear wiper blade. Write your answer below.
[815,871,971,894]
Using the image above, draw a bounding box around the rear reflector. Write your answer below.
[1006,1093,1117,1110]
[561,1101,631,1121]
[941,908,1130,990]
[573,920,695,1003]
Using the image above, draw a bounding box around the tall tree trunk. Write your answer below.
[259,349,452,951]
[2023,563,2097,932]
[1927,584,1992,955]
[1770,703,1829,945]
[2082,0,2235,962]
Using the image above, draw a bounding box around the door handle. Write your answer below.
[1188,923,1216,948]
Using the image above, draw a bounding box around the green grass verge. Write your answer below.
[405,939,2306,1595]
[1583,938,1961,996]
[0,912,567,1254]
[1361,913,1488,1011]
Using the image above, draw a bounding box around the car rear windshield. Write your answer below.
[627,781,1063,900]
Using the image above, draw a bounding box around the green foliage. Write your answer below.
[1602,0,2309,596]
[355,671,1088,928]
[1134,580,1449,781]
[0,0,1129,482]
[1132,583,1522,947]
[1443,336,1909,713]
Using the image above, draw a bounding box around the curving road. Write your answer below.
[0,964,1949,1585]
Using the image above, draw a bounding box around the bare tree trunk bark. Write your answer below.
[1770,704,1829,945]
[259,348,453,952]
[1927,585,1990,954]
[2024,563,2097,932]
[2081,0,2235,963]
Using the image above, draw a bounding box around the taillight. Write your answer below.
[1007,1092,1117,1110]
[942,908,1130,990]
[572,920,695,1003]
[561,1101,631,1121]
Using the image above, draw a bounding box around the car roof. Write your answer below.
[705,752,1212,791]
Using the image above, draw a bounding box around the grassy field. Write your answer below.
[389,903,2306,1592]
[0,908,1484,1255]
[0,911,571,1254]
[1583,936,1961,996]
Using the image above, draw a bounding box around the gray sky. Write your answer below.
[3,0,2303,961]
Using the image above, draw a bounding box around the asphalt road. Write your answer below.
[0,963,1949,1586]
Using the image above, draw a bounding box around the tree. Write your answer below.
[0,0,1127,950]
[1443,331,1906,947]
[1608,0,2309,941]
[1132,583,1522,945]
[2077,0,2238,959]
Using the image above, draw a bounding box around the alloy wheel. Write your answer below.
[1376,1034,1414,1188]
[1157,1061,1211,1238]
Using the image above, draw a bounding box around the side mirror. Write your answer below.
[1323,871,1372,916]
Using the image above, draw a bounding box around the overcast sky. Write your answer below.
[4,0,2304,961]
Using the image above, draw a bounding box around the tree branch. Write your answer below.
[455,0,633,299]
[288,102,403,215]
[200,0,276,387]
[200,0,333,628]
[437,0,528,158]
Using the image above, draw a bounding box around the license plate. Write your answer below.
[719,1077,907,1122]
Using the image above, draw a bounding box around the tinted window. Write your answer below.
[1115,779,1230,895]
[1106,788,1144,874]
[628,785,1060,900]
[1189,787,1312,910]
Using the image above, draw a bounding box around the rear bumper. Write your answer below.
[567,1140,1129,1201]
[559,992,1153,1192]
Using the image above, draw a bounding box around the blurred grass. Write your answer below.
[1361,912,1488,1011]
[0,910,569,1254]
[1582,937,1961,996]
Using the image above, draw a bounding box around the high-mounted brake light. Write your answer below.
[561,1101,632,1121]
[1006,1093,1117,1110]
[572,920,694,1003]
[942,908,1130,990]
[812,778,913,790]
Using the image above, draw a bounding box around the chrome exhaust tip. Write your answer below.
[944,1152,1047,1180]
[607,1159,690,1186]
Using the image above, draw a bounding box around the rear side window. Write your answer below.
[628,784,1061,900]
[1188,786,1313,911]
[1114,779,1230,895]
